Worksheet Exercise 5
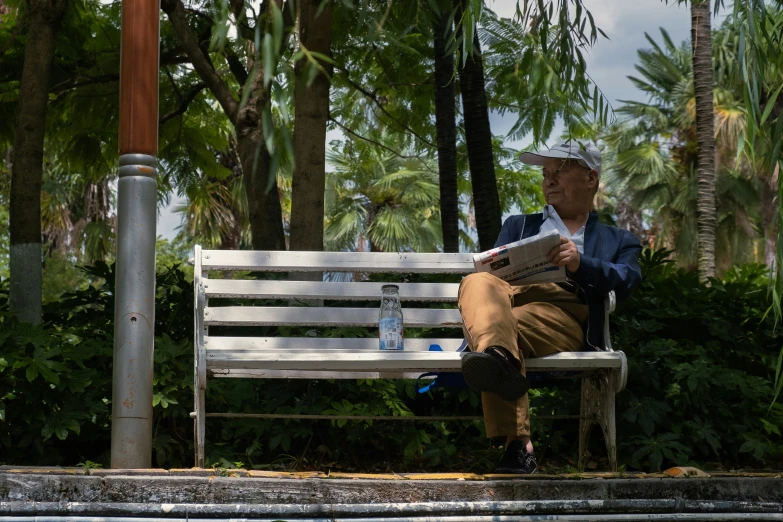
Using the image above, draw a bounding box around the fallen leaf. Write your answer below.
[663,467,710,478]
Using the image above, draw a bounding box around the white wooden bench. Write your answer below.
[191,245,629,470]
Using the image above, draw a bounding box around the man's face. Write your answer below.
[541,158,597,212]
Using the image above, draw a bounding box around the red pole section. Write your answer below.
[119,0,159,156]
[111,0,160,469]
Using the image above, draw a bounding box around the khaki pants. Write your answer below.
[457,272,588,438]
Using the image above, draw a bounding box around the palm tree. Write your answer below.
[602,28,763,272]
[691,0,718,280]
[324,135,442,254]
[175,176,238,249]
[39,157,117,265]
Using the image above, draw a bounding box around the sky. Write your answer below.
[156,0,693,240]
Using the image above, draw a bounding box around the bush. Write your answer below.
[613,250,783,471]
[0,249,781,471]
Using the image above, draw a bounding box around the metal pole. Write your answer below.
[111,0,160,469]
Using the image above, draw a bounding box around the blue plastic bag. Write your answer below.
[416,341,469,394]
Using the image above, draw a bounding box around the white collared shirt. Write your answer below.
[540,205,586,254]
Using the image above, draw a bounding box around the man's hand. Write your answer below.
[549,237,580,273]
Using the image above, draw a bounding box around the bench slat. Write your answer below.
[205,337,467,351]
[204,306,463,328]
[207,351,462,371]
[205,280,460,302]
[201,250,475,273]
[209,369,602,380]
[210,369,441,379]
[206,351,622,372]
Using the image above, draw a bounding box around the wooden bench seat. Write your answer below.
[192,245,628,470]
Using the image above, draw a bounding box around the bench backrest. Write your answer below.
[195,246,475,354]
[193,245,614,360]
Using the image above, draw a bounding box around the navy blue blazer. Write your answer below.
[495,212,642,350]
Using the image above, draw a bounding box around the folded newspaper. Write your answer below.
[472,229,566,285]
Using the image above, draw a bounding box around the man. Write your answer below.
[458,140,642,474]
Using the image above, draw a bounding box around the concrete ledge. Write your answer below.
[0,469,781,506]
[0,466,88,475]
[1,499,783,517]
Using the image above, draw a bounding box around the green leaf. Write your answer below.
[25,364,39,382]
[735,132,745,167]
[274,83,290,124]
[41,423,55,441]
[64,418,81,435]
[771,346,783,407]
[262,33,275,88]
[262,107,275,154]
[272,2,283,55]
[55,426,69,440]
[760,83,783,125]
[37,363,61,385]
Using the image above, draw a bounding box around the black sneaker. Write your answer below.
[461,347,529,401]
[493,440,537,474]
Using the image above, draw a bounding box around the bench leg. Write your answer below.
[194,337,206,468]
[578,370,617,472]
[194,385,205,468]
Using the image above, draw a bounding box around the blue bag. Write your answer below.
[416,341,469,394]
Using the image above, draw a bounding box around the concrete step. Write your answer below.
[1,468,782,520]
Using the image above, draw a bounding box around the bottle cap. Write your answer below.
[381,284,400,291]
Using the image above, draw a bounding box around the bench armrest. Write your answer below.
[603,290,616,352]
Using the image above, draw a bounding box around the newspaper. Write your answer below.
[472,229,566,285]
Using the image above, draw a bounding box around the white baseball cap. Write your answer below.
[519,139,602,175]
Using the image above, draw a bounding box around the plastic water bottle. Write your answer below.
[379,284,404,351]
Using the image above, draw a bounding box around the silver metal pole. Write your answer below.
[110,153,157,468]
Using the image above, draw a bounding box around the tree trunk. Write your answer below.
[433,9,460,253]
[452,0,501,251]
[235,86,286,251]
[9,0,68,324]
[289,0,334,253]
[691,0,717,280]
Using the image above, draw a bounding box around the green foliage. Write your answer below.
[727,0,783,412]
[613,249,783,470]
[1,249,781,471]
